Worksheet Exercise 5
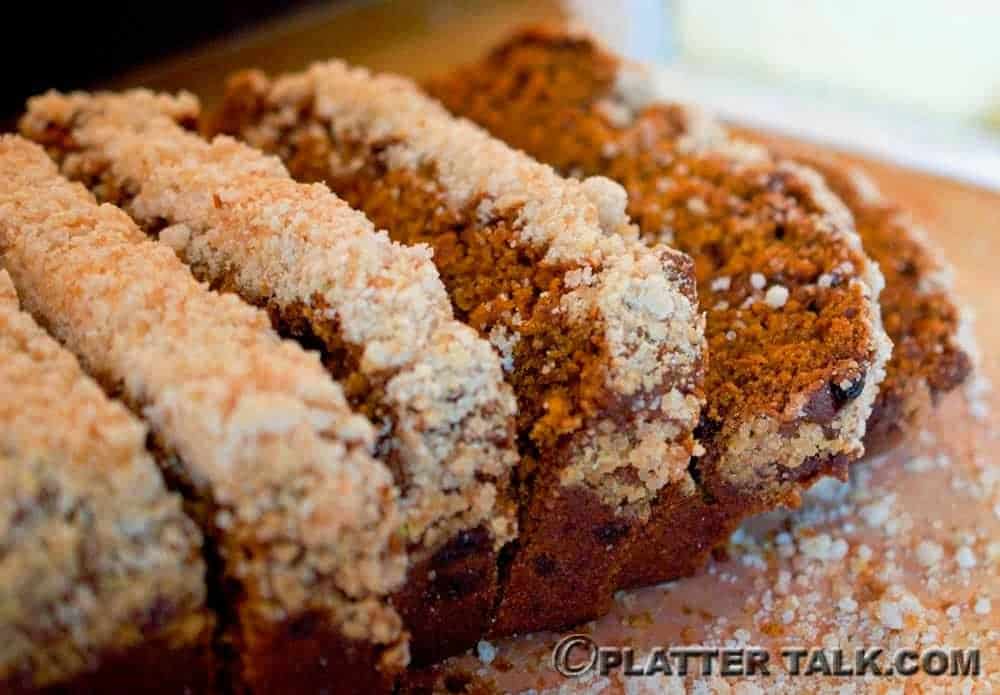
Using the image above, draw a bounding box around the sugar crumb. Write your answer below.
[710,276,731,292]
[764,285,789,309]
[476,640,497,665]
[956,546,977,569]
[916,540,943,567]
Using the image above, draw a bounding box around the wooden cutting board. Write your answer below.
[100,2,1000,692]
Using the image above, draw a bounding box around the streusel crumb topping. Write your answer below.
[427,28,893,494]
[789,155,972,452]
[0,269,210,686]
[215,63,707,506]
[22,89,520,554]
[0,136,405,641]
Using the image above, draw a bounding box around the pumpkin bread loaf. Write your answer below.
[20,89,519,665]
[0,268,213,694]
[0,136,407,694]
[775,154,972,454]
[424,27,893,589]
[212,62,707,636]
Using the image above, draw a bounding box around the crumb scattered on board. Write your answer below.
[437,164,1000,692]
[442,368,998,693]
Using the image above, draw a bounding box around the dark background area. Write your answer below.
[3,1,322,124]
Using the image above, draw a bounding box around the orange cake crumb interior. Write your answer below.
[287,133,623,455]
[426,34,877,455]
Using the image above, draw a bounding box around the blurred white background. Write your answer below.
[568,0,1000,190]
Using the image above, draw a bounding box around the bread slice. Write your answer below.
[423,27,892,589]
[0,136,407,694]
[211,62,707,636]
[771,154,972,454]
[21,89,519,665]
[0,269,213,693]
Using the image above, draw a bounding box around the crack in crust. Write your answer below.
[0,136,408,691]
[0,269,212,691]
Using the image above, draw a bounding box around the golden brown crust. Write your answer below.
[211,60,707,636]
[0,136,407,691]
[0,269,213,690]
[425,27,892,503]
